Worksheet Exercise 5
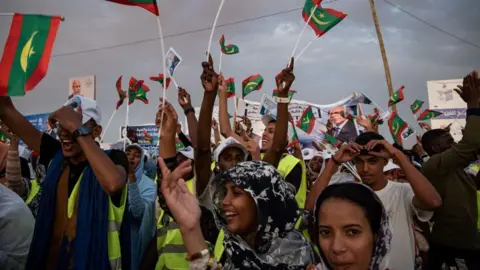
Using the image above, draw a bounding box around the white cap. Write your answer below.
[178,146,195,160]
[261,113,277,127]
[109,138,132,150]
[214,137,249,163]
[64,95,102,124]
[383,160,400,172]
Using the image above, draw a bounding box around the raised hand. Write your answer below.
[332,143,361,163]
[156,98,178,137]
[48,106,83,133]
[158,158,201,230]
[178,87,193,110]
[211,118,218,130]
[275,57,295,95]
[454,71,480,109]
[0,121,18,145]
[218,73,227,96]
[355,115,372,129]
[241,131,260,160]
[200,54,218,92]
[364,140,403,161]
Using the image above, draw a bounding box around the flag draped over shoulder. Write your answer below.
[128,77,150,104]
[115,75,127,110]
[0,14,62,96]
[388,86,405,107]
[417,109,442,121]
[242,74,263,98]
[150,73,171,89]
[388,112,412,144]
[106,0,159,16]
[297,106,316,134]
[219,35,239,55]
[410,99,424,114]
[302,0,347,37]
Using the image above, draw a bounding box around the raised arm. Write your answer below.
[48,107,126,195]
[195,55,218,197]
[263,58,295,167]
[157,99,178,160]
[0,97,42,152]
[218,73,234,138]
[178,88,198,148]
[212,119,221,147]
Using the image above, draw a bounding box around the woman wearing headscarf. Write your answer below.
[125,144,157,270]
[309,182,392,270]
[158,159,318,269]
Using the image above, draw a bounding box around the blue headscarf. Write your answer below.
[26,150,131,270]
[126,144,157,270]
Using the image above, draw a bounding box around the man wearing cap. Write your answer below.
[0,96,130,270]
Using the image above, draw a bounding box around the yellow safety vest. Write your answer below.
[68,173,128,269]
[25,178,41,205]
[214,154,308,261]
[155,180,194,270]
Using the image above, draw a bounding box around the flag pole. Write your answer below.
[291,5,318,57]
[368,0,397,114]
[295,36,317,61]
[124,98,130,151]
[101,108,118,142]
[218,51,224,73]
[155,6,167,148]
[206,0,226,61]
[0,13,65,21]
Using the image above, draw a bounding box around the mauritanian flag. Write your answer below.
[324,133,341,148]
[143,129,153,144]
[219,35,239,55]
[106,0,159,16]
[286,122,300,149]
[388,112,412,144]
[417,109,442,121]
[0,14,62,96]
[242,74,263,98]
[115,75,127,110]
[297,106,316,134]
[225,77,236,98]
[388,86,405,107]
[273,89,296,101]
[128,77,150,104]
[175,137,185,150]
[302,0,347,38]
[150,73,171,89]
[0,131,8,143]
[410,99,424,115]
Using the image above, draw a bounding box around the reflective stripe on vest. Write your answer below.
[67,172,127,270]
[155,180,194,270]
[26,178,40,205]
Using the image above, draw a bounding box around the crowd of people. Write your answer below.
[0,56,479,270]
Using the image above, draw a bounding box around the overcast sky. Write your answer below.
[1,0,479,142]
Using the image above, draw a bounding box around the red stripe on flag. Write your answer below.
[107,0,159,16]
[25,16,61,91]
[0,14,24,96]
[324,8,347,20]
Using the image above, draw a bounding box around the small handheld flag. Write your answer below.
[225,77,236,98]
[410,99,424,115]
[106,0,159,16]
[150,74,171,90]
[417,109,442,121]
[388,112,412,145]
[128,77,150,105]
[297,106,316,134]
[115,75,127,110]
[302,0,347,38]
[242,74,263,98]
[219,35,240,55]
[388,86,405,107]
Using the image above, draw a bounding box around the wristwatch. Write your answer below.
[72,125,92,141]
[274,96,290,104]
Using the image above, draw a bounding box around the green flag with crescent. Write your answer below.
[302,0,347,37]
[242,74,263,98]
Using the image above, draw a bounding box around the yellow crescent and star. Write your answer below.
[311,7,331,26]
[20,31,39,73]
[245,81,258,92]
[393,121,400,134]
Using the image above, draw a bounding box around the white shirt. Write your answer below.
[0,185,35,269]
[375,181,432,270]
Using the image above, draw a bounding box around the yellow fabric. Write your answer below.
[155,179,194,270]
[67,173,127,269]
[477,191,480,230]
[213,229,225,262]
[25,178,40,205]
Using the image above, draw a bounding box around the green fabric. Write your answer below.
[242,74,263,98]
[297,106,315,134]
[302,0,346,37]
[219,35,239,55]
[388,86,405,107]
[410,99,424,114]
[417,109,443,121]
[388,112,408,144]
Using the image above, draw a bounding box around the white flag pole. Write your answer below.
[155,6,167,147]
[291,5,318,57]
[218,51,224,73]
[100,109,117,142]
[123,98,130,151]
[206,0,226,60]
[295,36,317,61]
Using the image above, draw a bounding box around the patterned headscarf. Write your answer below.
[312,182,392,270]
[213,161,317,269]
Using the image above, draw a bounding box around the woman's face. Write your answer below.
[222,181,258,236]
[310,156,324,173]
[126,148,142,171]
[317,198,375,270]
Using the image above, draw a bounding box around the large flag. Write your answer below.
[417,109,443,121]
[128,77,150,104]
[297,106,316,134]
[302,0,347,37]
[106,0,159,16]
[410,99,424,115]
[242,74,263,98]
[219,35,239,55]
[224,77,236,98]
[150,73,171,89]
[388,86,405,107]
[388,112,413,144]
[115,75,127,110]
[0,14,62,96]
[273,89,296,101]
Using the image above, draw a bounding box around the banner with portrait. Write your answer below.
[68,75,96,100]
